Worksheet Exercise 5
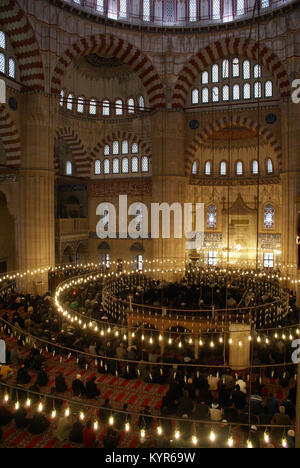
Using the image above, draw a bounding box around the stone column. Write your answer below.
[151,110,187,273]
[229,324,251,370]
[17,93,58,294]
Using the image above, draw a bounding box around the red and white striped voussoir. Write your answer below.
[56,127,90,178]
[0,0,44,90]
[173,38,290,108]
[51,34,165,109]
[185,115,282,175]
[0,105,21,167]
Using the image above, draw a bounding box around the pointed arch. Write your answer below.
[185,115,282,175]
[0,105,21,167]
[56,128,90,178]
[0,0,44,90]
[51,34,165,109]
[173,38,289,108]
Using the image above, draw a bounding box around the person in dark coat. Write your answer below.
[35,367,49,387]
[231,385,246,410]
[85,376,100,399]
[28,412,50,434]
[16,365,31,385]
[55,373,68,393]
[102,427,120,448]
[69,419,84,443]
[138,406,153,430]
[72,375,85,397]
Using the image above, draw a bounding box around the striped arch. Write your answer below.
[0,0,44,90]
[185,116,282,175]
[91,131,151,163]
[56,128,90,178]
[51,34,165,109]
[173,38,290,108]
[0,105,21,167]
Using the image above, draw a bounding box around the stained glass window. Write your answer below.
[243,83,251,99]
[139,96,145,110]
[254,64,261,78]
[207,205,217,228]
[232,84,240,100]
[264,204,275,229]
[115,99,123,115]
[60,90,65,107]
[143,0,150,21]
[212,86,219,102]
[212,0,221,19]
[236,160,243,175]
[254,81,262,98]
[96,0,104,12]
[189,0,197,21]
[236,0,244,15]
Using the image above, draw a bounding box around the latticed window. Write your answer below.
[236,0,244,15]
[77,97,84,113]
[254,64,261,78]
[104,158,110,174]
[243,60,250,79]
[212,86,219,102]
[104,145,110,156]
[143,0,150,21]
[192,161,198,175]
[102,100,110,116]
[254,81,262,98]
[263,252,274,268]
[202,87,209,103]
[236,160,243,175]
[128,98,135,113]
[222,60,229,79]
[222,85,229,101]
[113,140,119,155]
[89,99,97,115]
[131,157,139,173]
[252,160,259,174]
[202,71,209,84]
[139,96,145,110]
[122,140,129,154]
[96,0,104,12]
[243,83,251,99]
[141,156,149,172]
[265,80,273,97]
[264,204,275,229]
[212,0,221,19]
[95,160,101,175]
[189,0,197,21]
[66,161,72,175]
[205,161,212,175]
[122,157,129,173]
[60,90,65,107]
[115,99,123,115]
[192,88,199,104]
[8,58,15,79]
[207,205,217,228]
[0,53,5,74]
[67,94,73,110]
[113,158,120,173]
[233,84,240,100]
[220,161,227,175]
[266,157,273,173]
[0,31,5,50]
[232,58,240,78]
[119,0,127,17]
[261,0,270,7]
[212,64,219,83]
[132,142,138,154]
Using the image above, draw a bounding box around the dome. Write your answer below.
[63,0,294,28]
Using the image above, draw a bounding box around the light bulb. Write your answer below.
[140,429,145,439]
[80,411,85,420]
[264,432,269,444]
[209,430,216,442]
[51,410,56,419]
[15,401,20,410]
[26,398,31,407]
[192,435,198,445]
[247,440,253,448]
[93,421,98,430]
[125,422,130,432]
[157,426,162,435]
[175,430,180,440]
[109,416,114,426]
[38,402,43,412]
[282,438,287,448]
[65,408,70,417]
[228,437,233,447]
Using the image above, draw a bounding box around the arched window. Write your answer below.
[243,83,251,99]
[102,99,110,116]
[212,86,219,102]
[265,80,273,98]
[264,204,275,229]
[8,57,15,79]
[113,158,120,174]
[207,204,217,229]
[222,85,229,101]
[232,58,240,78]
[104,158,110,174]
[252,160,259,175]
[202,87,209,103]
[141,156,149,173]
[192,88,199,104]
[222,60,229,79]
[138,95,145,110]
[243,60,250,79]
[205,161,212,175]
[212,64,219,83]
[94,160,101,175]
[266,157,273,174]
[122,157,129,173]
[202,71,209,84]
[104,145,110,156]
[128,98,135,113]
[236,160,243,175]
[122,140,129,154]
[115,99,123,116]
[254,64,261,78]
[60,90,65,107]
[0,53,5,74]
[67,93,73,110]
[131,157,139,173]
[232,84,240,100]
[0,31,6,50]
[66,161,72,175]
[113,140,119,155]
[191,160,198,175]
[254,81,262,99]
[89,99,97,115]
[220,161,227,175]
[131,142,138,154]
[77,96,84,113]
